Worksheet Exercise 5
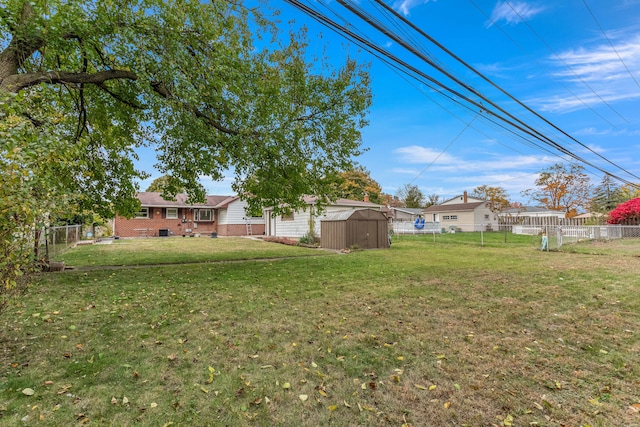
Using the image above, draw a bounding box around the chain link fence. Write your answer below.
[513,224,640,250]
[389,221,640,251]
[39,224,82,260]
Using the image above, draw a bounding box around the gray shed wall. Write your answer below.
[320,209,389,250]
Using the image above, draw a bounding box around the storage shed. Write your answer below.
[320,209,390,250]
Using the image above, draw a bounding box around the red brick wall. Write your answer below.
[114,207,218,237]
[217,223,265,236]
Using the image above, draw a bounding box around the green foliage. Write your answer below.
[590,175,624,220]
[145,175,185,195]
[396,184,425,208]
[334,166,384,204]
[471,185,510,211]
[298,231,320,246]
[1,0,371,299]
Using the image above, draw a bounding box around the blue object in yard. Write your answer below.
[414,217,425,229]
[541,235,548,251]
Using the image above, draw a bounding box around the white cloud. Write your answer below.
[535,33,640,112]
[393,145,458,164]
[487,1,545,27]
[392,0,434,16]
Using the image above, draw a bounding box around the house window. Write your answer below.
[443,215,458,220]
[484,214,490,220]
[195,209,213,222]
[135,207,149,218]
[166,208,178,219]
[281,212,294,221]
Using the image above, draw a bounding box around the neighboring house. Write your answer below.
[499,206,566,220]
[386,207,425,222]
[263,196,385,238]
[423,191,498,232]
[113,192,264,237]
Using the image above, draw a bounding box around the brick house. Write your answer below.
[113,192,264,238]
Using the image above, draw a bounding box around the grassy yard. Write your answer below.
[1,234,640,426]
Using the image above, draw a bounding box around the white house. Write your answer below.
[263,196,385,238]
[422,191,499,232]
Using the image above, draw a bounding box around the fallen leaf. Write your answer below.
[444,401,451,409]
[282,382,291,389]
[22,388,35,396]
[122,396,129,405]
[343,400,351,408]
[111,397,117,405]
[429,385,437,391]
[150,402,158,408]
[328,405,338,411]
[42,381,54,386]
[299,394,308,402]
[318,389,328,397]
[414,384,428,390]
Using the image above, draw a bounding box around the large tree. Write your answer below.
[471,185,510,212]
[425,194,440,208]
[522,163,592,216]
[396,184,425,208]
[0,0,371,308]
[590,174,624,215]
[0,0,371,217]
[335,167,384,204]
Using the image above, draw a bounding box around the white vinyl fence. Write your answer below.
[512,224,640,249]
[392,220,442,235]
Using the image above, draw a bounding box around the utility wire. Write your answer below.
[371,0,639,182]
[283,0,639,188]
[504,0,630,124]
[333,0,640,184]
[467,0,618,129]
[581,0,640,92]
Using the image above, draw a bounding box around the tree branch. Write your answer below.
[150,80,239,135]
[0,69,138,93]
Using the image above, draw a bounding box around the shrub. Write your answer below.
[607,198,640,225]
[298,231,319,247]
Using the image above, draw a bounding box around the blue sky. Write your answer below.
[138,0,640,204]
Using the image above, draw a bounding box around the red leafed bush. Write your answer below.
[607,198,640,224]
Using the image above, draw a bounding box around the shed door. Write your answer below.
[357,220,378,249]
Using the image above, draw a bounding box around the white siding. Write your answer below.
[219,200,264,225]
[273,210,313,237]
[267,204,383,238]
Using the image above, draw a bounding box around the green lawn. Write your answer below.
[1,234,640,426]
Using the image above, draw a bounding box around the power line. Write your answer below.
[334,0,640,184]
[504,0,630,124]
[581,0,640,92]
[283,0,640,188]
[370,0,638,182]
[467,0,619,130]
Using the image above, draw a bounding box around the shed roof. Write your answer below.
[321,208,387,222]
